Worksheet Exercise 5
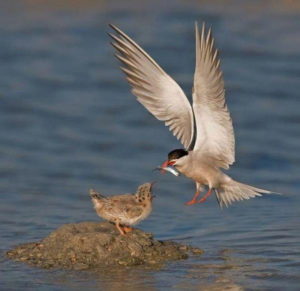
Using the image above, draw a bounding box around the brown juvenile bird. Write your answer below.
[89,183,154,235]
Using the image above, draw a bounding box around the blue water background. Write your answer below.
[1,0,300,289]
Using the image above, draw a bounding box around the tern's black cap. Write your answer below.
[168,149,188,160]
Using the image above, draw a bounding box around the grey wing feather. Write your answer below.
[192,22,235,168]
[109,24,195,150]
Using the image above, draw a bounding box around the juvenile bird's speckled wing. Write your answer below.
[109,24,195,150]
[103,194,136,214]
[124,205,144,219]
[192,23,235,168]
[104,196,144,223]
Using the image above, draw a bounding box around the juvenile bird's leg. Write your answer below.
[197,189,213,203]
[115,220,125,235]
[123,226,133,233]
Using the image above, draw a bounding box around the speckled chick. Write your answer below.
[89,183,154,235]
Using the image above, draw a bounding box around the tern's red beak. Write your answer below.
[160,160,169,174]
[160,160,176,174]
[161,160,169,168]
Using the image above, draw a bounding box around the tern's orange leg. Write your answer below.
[116,221,125,235]
[185,191,201,205]
[123,226,133,233]
[197,189,213,203]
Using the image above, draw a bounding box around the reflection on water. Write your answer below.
[1,0,300,290]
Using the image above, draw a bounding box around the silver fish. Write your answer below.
[157,166,180,176]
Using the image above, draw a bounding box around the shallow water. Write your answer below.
[1,0,300,290]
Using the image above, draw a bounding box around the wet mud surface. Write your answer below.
[7,222,203,270]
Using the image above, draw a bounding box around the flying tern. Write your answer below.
[109,23,273,207]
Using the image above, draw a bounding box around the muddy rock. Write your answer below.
[7,221,203,269]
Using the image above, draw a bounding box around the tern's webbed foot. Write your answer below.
[185,191,201,206]
[196,189,213,203]
[185,199,198,205]
[196,197,207,203]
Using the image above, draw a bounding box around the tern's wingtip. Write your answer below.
[108,23,122,33]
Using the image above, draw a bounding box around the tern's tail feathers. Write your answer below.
[215,180,273,208]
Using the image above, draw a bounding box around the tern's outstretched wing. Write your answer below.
[109,24,195,150]
[192,23,235,168]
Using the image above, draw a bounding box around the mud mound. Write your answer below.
[7,221,203,270]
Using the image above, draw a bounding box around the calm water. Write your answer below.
[1,0,300,290]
